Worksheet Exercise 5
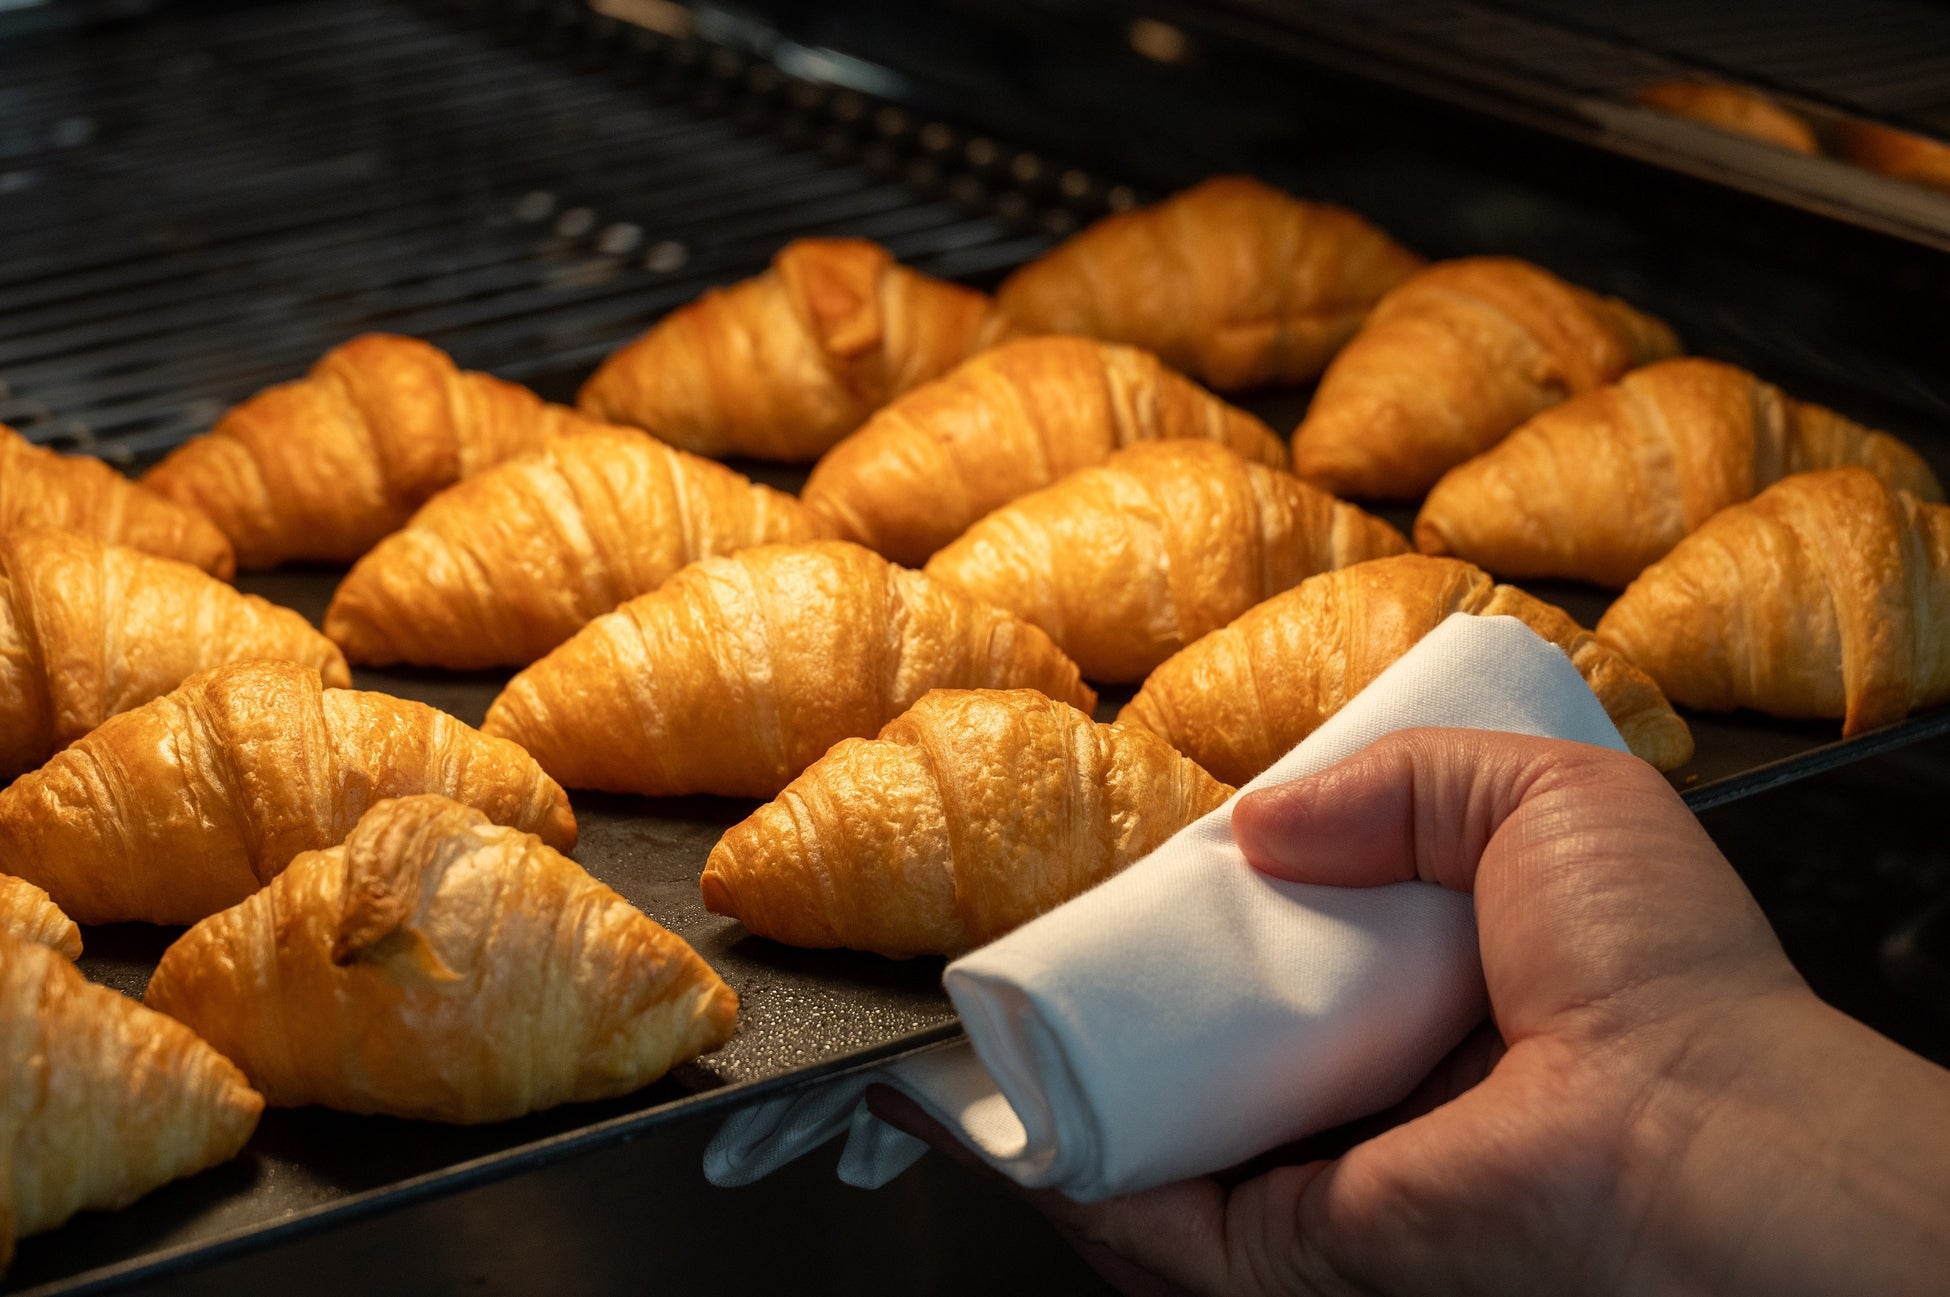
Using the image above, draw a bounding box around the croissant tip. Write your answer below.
[699,867,734,918]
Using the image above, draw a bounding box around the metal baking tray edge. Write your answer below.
[11,1029,964,1297]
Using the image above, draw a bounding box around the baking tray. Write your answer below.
[14,442,1950,1295]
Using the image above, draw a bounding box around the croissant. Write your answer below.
[990,176,1423,390]
[482,541,1097,798]
[1832,119,1950,192]
[578,239,995,461]
[1634,80,1819,153]
[1,529,351,781]
[0,875,79,960]
[800,337,1289,567]
[1,930,262,1271]
[0,660,576,926]
[1596,467,1950,736]
[704,689,1232,958]
[1119,554,1693,783]
[921,440,1409,683]
[144,796,735,1123]
[1291,257,1681,500]
[1414,358,1944,588]
[143,334,594,568]
[1,424,232,579]
[324,428,823,669]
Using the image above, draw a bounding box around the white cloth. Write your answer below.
[705,614,1630,1200]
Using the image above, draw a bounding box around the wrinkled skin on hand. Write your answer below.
[874,730,1950,1296]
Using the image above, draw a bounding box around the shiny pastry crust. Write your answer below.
[577,238,996,461]
[0,528,351,780]
[1,930,262,1270]
[0,661,577,926]
[143,334,595,568]
[1415,358,1944,588]
[324,427,823,668]
[922,440,1409,683]
[145,796,737,1124]
[1597,467,1950,736]
[801,336,1289,567]
[703,689,1233,958]
[1119,554,1693,782]
[1292,257,1680,499]
[482,540,1098,798]
[0,875,80,960]
[991,176,1423,390]
[0,423,233,579]
[1832,119,1950,191]
[1635,80,1819,153]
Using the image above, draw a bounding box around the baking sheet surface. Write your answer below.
[20,518,1948,1294]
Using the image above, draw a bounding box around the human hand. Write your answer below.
[874,729,1950,1295]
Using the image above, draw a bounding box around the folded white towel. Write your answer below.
[705,613,1631,1200]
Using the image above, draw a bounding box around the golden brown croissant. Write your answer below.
[1,423,233,579]
[1832,119,1950,192]
[1,528,351,781]
[921,440,1409,683]
[482,541,1097,798]
[1292,257,1680,500]
[800,337,1290,567]
[577,239,994,461]
[0,660,576,926]
[144,796,736,1123]
[0,875,79,960]
[1,929,261,1271]
[324,427,822,669]
[1597,467,1950,736]
[1119,554,1693,783]
[1635,80,1819,153]
[143,334,594,568]
[1414,358,1944,589]
[990,176,1423,390]
[704,689,1232,958]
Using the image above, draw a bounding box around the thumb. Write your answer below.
[1229,729,1655,895]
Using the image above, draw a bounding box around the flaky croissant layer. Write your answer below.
[324,426,823,668]
[923,439,1409,683]
[0,874,80,960]
[1119,554,1693,784]
[1597,467,1950,736]
[1415,357,1943,588]
[579,239,996,461]
[2,930,262,1270]
[144,334,596,568]
[704,688,1234,957]
[0,660,576,925]
[991,176,1424,390]
[801,336,1290,567]
[483,540,1097,799]
[1,423,233,578]
[146,796,737,1123]
[1,527,350,781]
